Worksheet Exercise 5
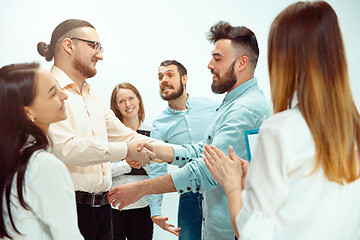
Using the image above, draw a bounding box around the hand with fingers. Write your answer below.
[203,144,249,191]
[152,215,181,237]
[125,140,155,167]
[126,160,140,169]
[143,142,175,163]
[108,182,145,211]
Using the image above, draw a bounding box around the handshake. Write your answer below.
[124,141,173,168]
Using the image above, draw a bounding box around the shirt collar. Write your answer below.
[50,65,91,94]
[222,77,258,105]
[167,95,193,114]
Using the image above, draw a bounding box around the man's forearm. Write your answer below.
[108,173,176,210]
[139,173,176,195]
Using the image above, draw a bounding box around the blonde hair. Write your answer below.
[268,1,360,184]
[110,82,145,123]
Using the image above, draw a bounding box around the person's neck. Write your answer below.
[54,61,86,93]
[227,73,254,93]
[122,117,140,131]
[168,92,188,111]
[40,124,49,135]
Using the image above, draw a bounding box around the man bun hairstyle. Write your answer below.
[37,19,95,62]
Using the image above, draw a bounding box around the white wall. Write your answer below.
[1,1,359,239]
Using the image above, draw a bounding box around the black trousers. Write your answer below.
[112,206,153,240]
[76,203,113,240]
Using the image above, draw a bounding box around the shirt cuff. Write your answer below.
[171,167,200,194]
[108,142,127,162]
[150,203,162,217]
[171,146,190,167]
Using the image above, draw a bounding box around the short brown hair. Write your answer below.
[159,60,187,78]
[207,21,259,69]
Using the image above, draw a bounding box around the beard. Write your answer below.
[160,79,184,101]
[73,56,97,79]
[211,60,237,94]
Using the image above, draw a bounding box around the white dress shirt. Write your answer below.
[236,106,360,240]
[3,150,83,240]
[48,66,151,193]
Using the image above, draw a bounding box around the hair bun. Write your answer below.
[37,42,53,62]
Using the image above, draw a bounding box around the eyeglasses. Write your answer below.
[70,37,104,53]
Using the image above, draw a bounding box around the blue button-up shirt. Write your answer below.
[149,96,219,217]
[171,78,271,240]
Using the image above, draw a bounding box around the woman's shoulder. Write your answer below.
[28,150,67,173]
[260,107,308,136]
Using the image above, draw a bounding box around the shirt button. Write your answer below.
[179,189,184,193]
[208,135,211,140]
[182,157,185,160]
[187,187,191,191]
[196,187,200,191]
[176,156,179,160]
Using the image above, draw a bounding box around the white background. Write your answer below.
[1,1,359,239]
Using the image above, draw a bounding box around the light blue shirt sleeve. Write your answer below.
[148,96,219,217]
[171,104,260,194]
[148,124,168,217]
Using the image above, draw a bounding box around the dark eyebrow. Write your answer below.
[158,70,175,76]
[48,85,56,94]
[212,52,223,57]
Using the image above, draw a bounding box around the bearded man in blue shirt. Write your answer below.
[149,60,218,239]
[109,21,271,240]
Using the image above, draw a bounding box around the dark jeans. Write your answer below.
[76,203,113,240]
[178,192,203,240]
[112,206,153,240]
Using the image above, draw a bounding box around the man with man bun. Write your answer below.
[38,19,155,239]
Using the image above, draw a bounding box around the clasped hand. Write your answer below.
[125,141,155,168]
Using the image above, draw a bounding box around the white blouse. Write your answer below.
[3,150,83,240]
[110,123,151,210]
[236,107,360,240]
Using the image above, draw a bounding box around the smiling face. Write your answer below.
[72,27,104,78]
[208,39,237,94]
[115,88,140,121]
[25,68,68,132]
[158,64,185,101]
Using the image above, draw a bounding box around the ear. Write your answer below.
[236,55,249,72]
[24,106,35,122]
[62,38,74,55]
[181,74,188,86]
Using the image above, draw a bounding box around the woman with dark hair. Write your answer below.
[0,63,83,239]
[204,1,360,239]
[109,82,153,240]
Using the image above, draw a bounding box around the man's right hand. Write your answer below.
[125,140,155,167]
[152,215,181,237]
[143,142,175,163]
